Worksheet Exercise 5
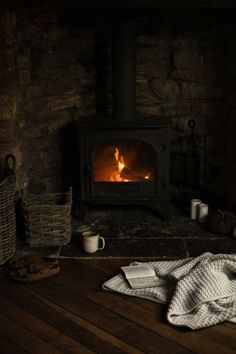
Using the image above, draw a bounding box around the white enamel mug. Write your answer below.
[82,231,105,253]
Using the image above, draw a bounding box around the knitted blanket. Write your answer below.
[102,252,236,330]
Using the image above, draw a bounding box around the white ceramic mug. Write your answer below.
[198,203,209,223]
[191,199,201,220]
[82,231,105,253]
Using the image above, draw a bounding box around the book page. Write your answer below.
[128,276,161,289]
[121,264,155,279]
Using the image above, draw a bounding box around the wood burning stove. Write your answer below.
[77,15,172,220]
[78,116,171,219]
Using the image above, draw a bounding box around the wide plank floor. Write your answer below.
[1,258,236,354]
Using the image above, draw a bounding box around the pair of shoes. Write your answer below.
[8,254,60,283]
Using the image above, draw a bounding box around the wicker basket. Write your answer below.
[0,173,16,265]
[23,187,72,247]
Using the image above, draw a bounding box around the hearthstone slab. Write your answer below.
[14,205,236,259]
[61,236,187,258]
[73,205,217,239]
[185,237,236,257]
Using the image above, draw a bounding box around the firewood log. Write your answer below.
[120,167,146,181]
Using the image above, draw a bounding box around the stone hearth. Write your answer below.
[15,205,236,259]
[65,206,236,258]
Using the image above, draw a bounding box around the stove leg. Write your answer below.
[147,201,171,221]
[78,200,87,220]
[159,200,171,221]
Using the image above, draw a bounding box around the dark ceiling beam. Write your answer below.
[2,0,236,10]
[77,0,236,9]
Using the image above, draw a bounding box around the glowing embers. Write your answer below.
[93,141,155,182]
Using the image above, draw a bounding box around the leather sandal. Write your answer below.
[9,254,47,270]
[10,262,60,283]
[9,254,60,283]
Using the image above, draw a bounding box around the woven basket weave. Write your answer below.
[0,173,16,265]
[23,187,72,247]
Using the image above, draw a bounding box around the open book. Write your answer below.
[121,264,161,289]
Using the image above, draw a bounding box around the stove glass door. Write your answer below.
[93,140,156,183]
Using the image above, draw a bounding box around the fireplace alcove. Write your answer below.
[78,115,171,220]
[77,15,172,220]
[2,3,236,224]
[1,2,236,261]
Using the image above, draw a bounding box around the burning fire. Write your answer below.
[94,143,154,182]
[114,147,125,174]
[110,147,128,182]
[109,146,150,182]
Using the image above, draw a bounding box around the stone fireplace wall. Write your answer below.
[0,10,22,188]
[0,6,236,213]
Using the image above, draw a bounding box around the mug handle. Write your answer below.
[98,236,105,250]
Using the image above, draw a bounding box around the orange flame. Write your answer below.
[112,147,128,181]
[114,147,125,173]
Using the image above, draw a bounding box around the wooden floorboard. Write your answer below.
[0,295,93,354]
[25,282,183,353]
[0,284,129,354]
[0,334,27,354]
[0,312,62,354]
[1,259,236,354]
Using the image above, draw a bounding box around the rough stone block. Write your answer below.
[17,56,30,70]
[192,101,223,117]
[29,136,61,151]
[182,82,223,99]
[170,69,218,83]
[0,94,17,120]
[30,80,79,98]
[28,174,63,193]
[0,142,16,157]
[136,80,160,105]
[173,44,204,70]
[136,104,163,116]
[137,43,169,63]
[49,95,81,111]
[31,159,62,179]
[19,70,31,86]
[136,34,160,47]
[137,61,169,79]
[0,125,17,142]
[151,78,181,99]
[35,13,59,24]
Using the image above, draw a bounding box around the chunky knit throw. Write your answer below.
[102,252,236,329]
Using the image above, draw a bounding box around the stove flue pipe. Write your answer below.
[112,15,136,121]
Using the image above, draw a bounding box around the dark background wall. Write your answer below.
[0,3,236,212]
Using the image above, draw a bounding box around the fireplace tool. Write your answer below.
[171,119,207,206]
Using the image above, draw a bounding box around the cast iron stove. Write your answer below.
[77,15,172,220]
